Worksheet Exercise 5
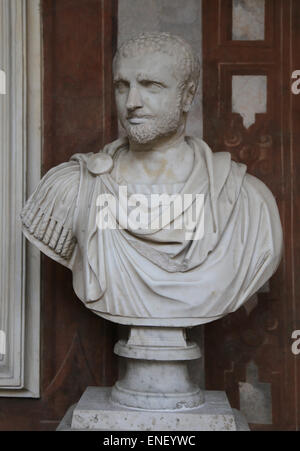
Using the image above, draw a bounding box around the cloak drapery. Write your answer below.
[21,137,283,326]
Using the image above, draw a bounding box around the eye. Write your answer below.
[140,80,164,92]
[114,80,129,93]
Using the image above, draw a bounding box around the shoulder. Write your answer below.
[37,159,81,197]
[20,139,127,265]
[21,159,82,267]
[24,159,82,223]
[194,138,247,198]
[243,172,278,206]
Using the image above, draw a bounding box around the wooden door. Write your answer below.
[0,0,118,430]
[203,0,300,431]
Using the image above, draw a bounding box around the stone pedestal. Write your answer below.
[57,387,249,431]
[111,327,204,410]
[57,326,249,431]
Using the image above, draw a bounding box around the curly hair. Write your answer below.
[113,32,201,92]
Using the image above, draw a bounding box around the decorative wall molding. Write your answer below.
[0,0,41,397]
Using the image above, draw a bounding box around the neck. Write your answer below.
[115,123,194,184]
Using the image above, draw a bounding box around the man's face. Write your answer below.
[114,52,185,145]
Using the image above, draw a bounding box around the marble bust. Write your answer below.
[21,32,283,328]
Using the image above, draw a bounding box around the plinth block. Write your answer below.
[64,387,248,431]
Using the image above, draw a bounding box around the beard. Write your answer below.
[123,100,183,145]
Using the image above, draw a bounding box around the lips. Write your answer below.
[127,115,153,124]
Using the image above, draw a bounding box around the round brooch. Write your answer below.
[87,153,113,175]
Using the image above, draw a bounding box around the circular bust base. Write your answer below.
[111,358,204,411]
[114,339,201,361]
[110,327,204,411]
[111,382,204,411]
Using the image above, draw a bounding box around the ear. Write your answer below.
[182,81,196,113]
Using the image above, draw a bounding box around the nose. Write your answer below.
[126,86,143,112]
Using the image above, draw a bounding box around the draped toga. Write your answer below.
[21,137,283,326]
